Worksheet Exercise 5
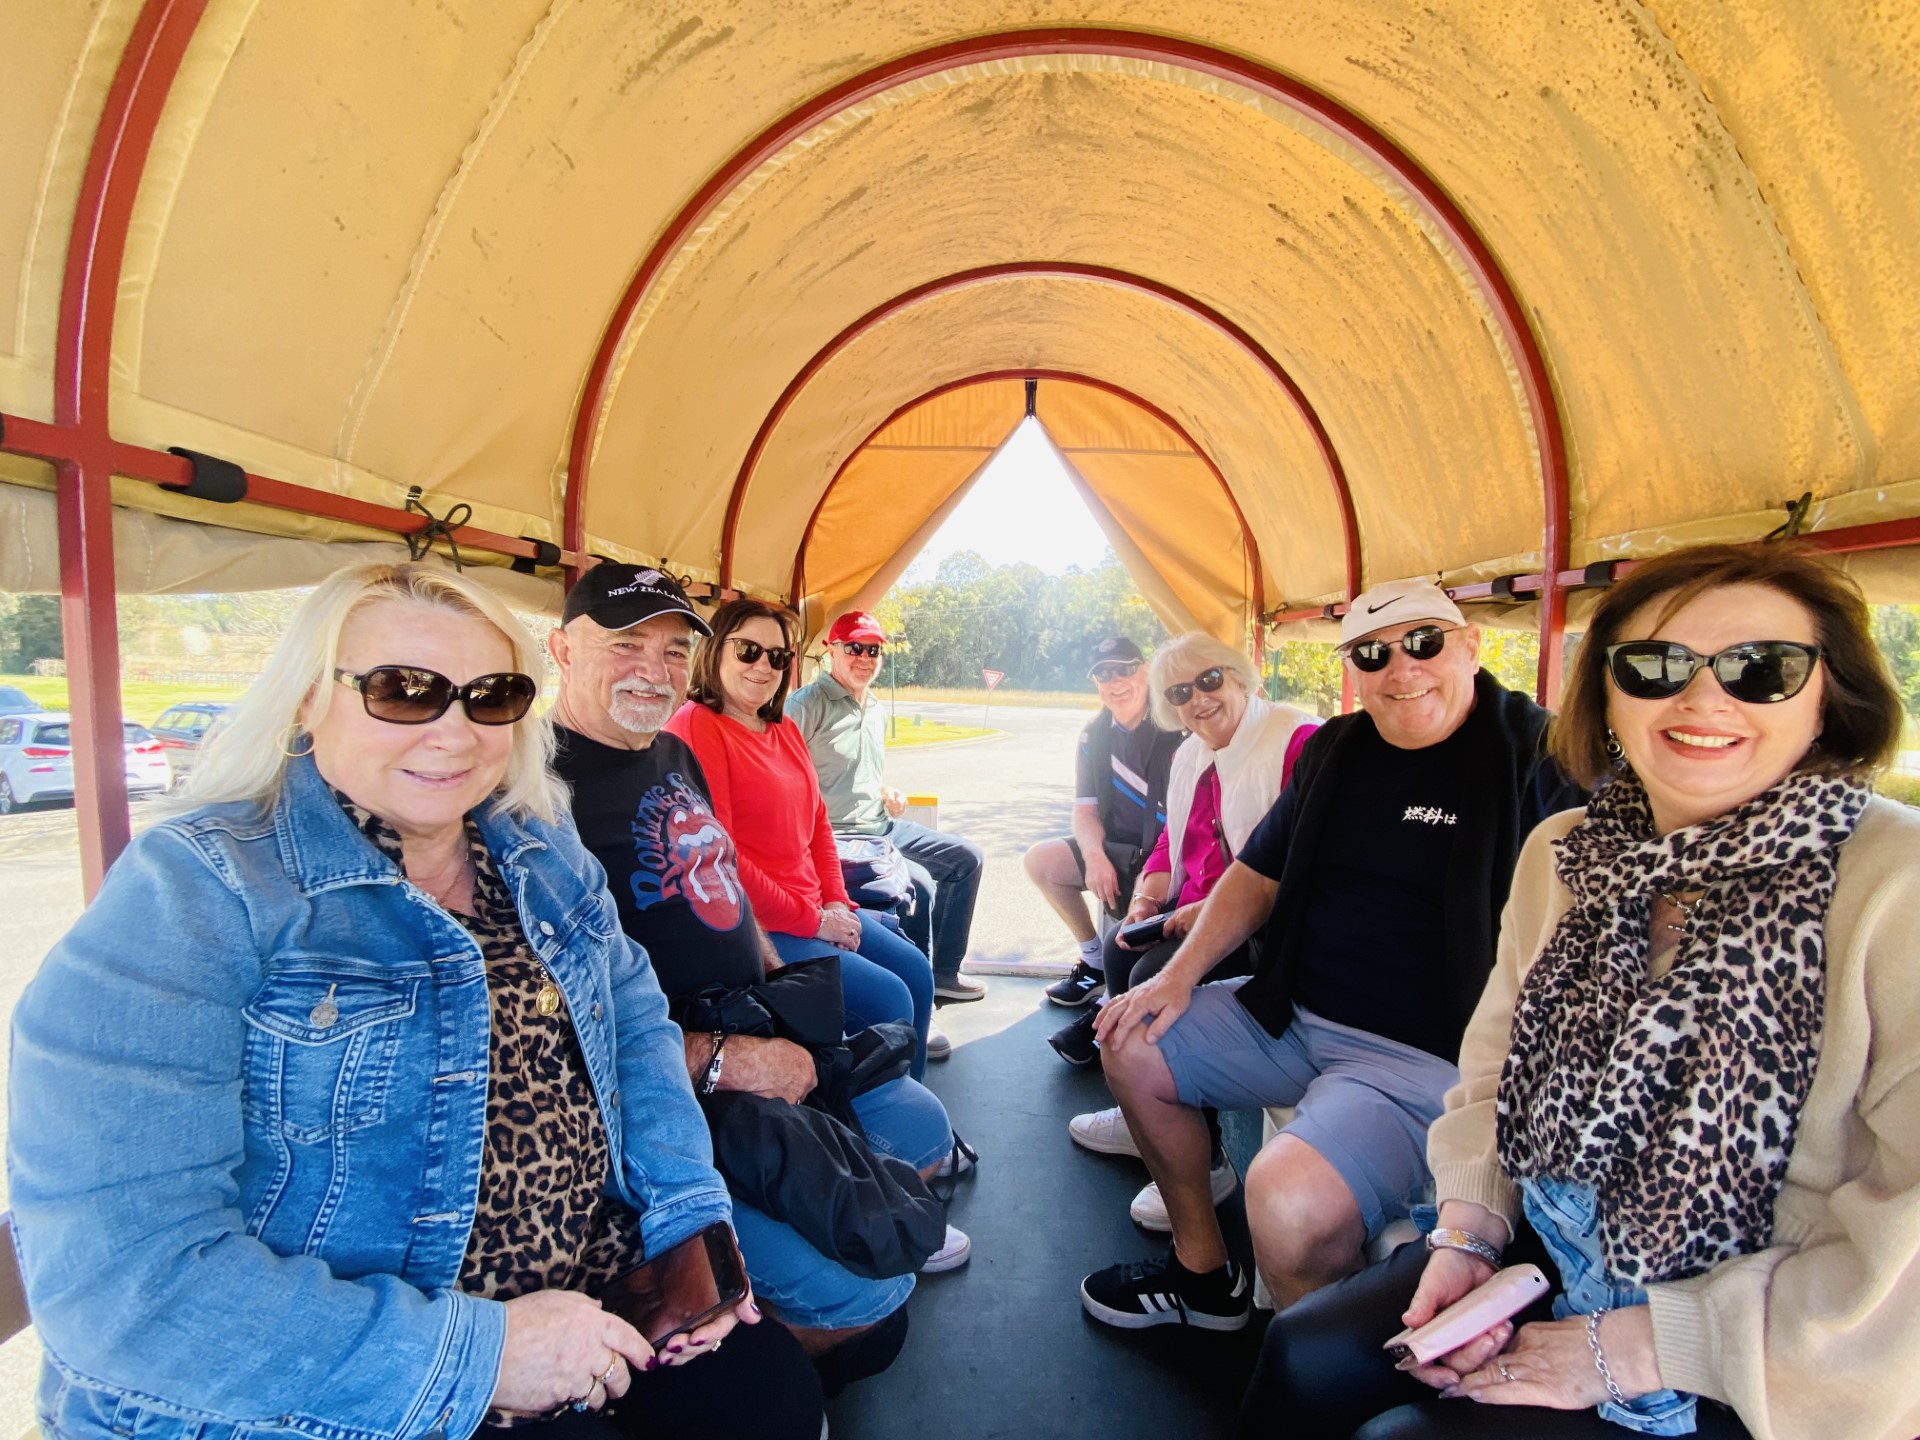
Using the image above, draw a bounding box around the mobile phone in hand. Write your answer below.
[1382,1263,1550,1364]
[1118,914,1168,948]
[602,1221,749,1350]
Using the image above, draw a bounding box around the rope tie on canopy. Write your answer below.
[1765,492,1816,542]
[403,487,472,569]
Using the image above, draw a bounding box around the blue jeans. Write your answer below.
[884,819,984,979]
[768,911,934,1078]
[729,1073,949,1330]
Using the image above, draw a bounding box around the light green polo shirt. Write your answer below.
[784,667,889,835]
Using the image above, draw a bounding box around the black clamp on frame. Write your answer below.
[1488,573,1526,602]
[1579,561,1620,589]
[163,447,248,504]
[510,538,563,575]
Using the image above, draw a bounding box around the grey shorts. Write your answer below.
[1153,979,1459,1238]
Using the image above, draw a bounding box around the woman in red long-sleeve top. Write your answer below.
[664,598,935,1077]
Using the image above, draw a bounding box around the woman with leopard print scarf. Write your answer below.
[1240,543,1920,1440]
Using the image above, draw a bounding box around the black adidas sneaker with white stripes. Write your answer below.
[1079,1250,1251,1331]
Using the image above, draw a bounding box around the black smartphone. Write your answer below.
[602,1220,749,1349]
[1118,914,1168,948]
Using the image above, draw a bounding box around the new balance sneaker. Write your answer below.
[1080,1251,1251,1331]
[926,1028,952,1061]
[1067,1104,1140,1157]
[934,973,988,1002]
[921,1224,972,1273]
[1129,1156,1240,1232]
[1046,960,1106,1007]
[1047,1009,1100,1067]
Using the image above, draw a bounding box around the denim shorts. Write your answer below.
[1153,980,1458,1238]
[730,1073,950,1329]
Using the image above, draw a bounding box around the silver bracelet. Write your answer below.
[1585,1309,1629,1408]
[1424,1227,1503,1269]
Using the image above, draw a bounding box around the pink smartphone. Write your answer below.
[1382,1263,1550,1364]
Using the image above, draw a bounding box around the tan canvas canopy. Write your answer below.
[4,1,1919,643]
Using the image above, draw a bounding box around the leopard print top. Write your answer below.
[335,796,647,1301]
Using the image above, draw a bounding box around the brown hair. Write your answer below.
[687,597,799,722]
[1551,542,1901,788]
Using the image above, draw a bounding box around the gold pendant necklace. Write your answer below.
[535,970,562,1017]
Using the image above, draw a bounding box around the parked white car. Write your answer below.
[0,712,171,813]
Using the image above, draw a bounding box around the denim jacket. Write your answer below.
[8,755,729,1440]
[1521,1178,1698,1435]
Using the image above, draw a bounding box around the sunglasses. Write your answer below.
[727,638,795,670]
[334,665,537,725]
[1164,667,1227,708]
[836,642,884,659]
[1604,640,1821,704]
[1090,661,1142,683]
[1346,625,1453,673]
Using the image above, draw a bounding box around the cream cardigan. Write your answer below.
[1428,796,1920,1440]
[1161,692,1315,894]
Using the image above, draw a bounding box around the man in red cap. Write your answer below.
[787,611,988,1012]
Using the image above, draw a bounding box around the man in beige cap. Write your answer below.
[1075,579,1581,1333]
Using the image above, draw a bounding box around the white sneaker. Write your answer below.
[1068,1105,1140,1158]
[926,1028,952,1061]
[921,1223,972,1273]
[1129,1158,1239,1232]
[934,1133,978,1178]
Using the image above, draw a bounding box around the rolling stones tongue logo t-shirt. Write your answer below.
[553,727,762,998]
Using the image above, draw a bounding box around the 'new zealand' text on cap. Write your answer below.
[562,563,713,635]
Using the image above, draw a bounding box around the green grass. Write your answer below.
[887,685,1099,710]
[884,720,997,749]
[2,674,251,727]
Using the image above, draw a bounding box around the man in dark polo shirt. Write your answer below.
[1022,635,1182,1007]
[1078,581,1582,1332]
[546,563,971,1383]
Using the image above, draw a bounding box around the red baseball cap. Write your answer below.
[827,611,886,645]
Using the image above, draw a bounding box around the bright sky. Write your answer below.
[900,417,1113,580]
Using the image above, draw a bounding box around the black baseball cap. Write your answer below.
[561,563,712,635]
[1087,635,1145,677]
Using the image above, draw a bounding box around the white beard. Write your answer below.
[609,686,675,734]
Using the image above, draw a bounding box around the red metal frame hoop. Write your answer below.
[560,27,1567,686]
[721,262,1351,610]
[787,369,1268,656]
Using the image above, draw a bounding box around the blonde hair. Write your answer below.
[181,562,564,824]
[1149,631,1259,732]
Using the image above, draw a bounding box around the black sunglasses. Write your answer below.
[1164,667,1227,708]
[1090,661,1142,683]
[334,665,537,726]
[1346,625,1453,672]
[727,638,795,670]
[836,642,884,659]
[1604,640,1821,704]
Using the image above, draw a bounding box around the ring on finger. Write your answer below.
[1496,1361,1514,1383]
[597,1357,619,1385]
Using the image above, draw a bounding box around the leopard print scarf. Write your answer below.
[1496,768,1868,1284]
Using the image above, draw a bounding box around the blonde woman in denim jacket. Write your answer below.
[8,565,822,1440]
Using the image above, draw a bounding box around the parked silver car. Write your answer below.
[0,712,171,813]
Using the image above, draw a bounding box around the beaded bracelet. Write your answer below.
[1424,1227,1503,1269]
[1586,1310,1629,1408]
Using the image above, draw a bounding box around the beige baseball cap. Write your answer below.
[1338,579,1465,649]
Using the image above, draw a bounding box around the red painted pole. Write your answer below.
[52,0,208,894]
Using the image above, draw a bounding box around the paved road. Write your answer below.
[0,700,1100,1426]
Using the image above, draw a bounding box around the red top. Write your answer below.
[662,701,851,936]
[1141,764,1227,906]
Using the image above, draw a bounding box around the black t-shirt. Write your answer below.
[552,727,761,1002]
[1240,722,1468,1057]
[1075,709,1180,854]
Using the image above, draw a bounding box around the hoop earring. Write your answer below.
[281,725,314,758]
[1604,729,1625,763]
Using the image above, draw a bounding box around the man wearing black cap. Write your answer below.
[547,563,971,1384]
[1022,635,1181,1005]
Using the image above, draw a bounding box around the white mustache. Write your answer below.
[612,681,674,701]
